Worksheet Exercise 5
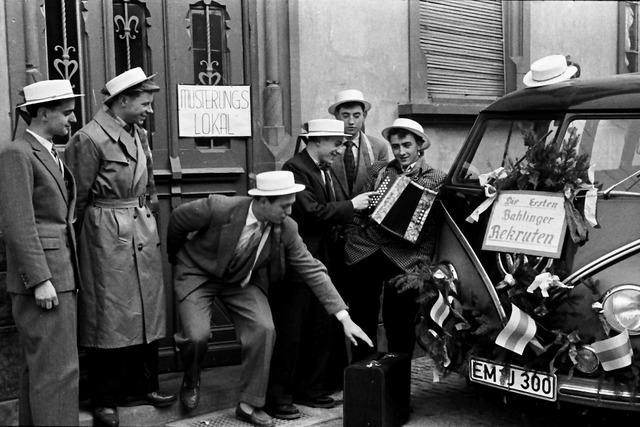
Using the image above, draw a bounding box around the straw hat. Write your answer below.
[523,55,578,88]
[248,171,305,196]
[328,89,371,115]
[17,79,83,107]
[305,119,349,138]
[103,67,159,103]
[382,118,427,144]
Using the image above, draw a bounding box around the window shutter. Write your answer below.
[419,0,505,101]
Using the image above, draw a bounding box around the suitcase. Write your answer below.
[343,352,411,427]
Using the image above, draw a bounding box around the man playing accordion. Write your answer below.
[344,118,447,362]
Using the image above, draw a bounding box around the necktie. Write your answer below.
[229,221,263,278]
[50,147,63,174]
[321,168,336,201]
[233,222,262,259]
[343,140,356,193]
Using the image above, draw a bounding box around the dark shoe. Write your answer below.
[235,403,276,427]
[93,407,119,427]
[265,403,301,420]
[145,391,177,407]
[294,394,336,408]
[180,381,200,411]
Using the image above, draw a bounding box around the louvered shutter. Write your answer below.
[419,0,505,100]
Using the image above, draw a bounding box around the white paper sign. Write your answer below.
[482,191,566,258]
[177,85,251,137]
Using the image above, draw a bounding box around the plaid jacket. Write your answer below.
[344,155,447,272]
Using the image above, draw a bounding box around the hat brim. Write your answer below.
[103,73,159,103]
[382,126,426,143]
[306,131,349,137]
[17,93,84,108]
[523,65,577,88]
[328,99,372,115]
[248,183,306,197]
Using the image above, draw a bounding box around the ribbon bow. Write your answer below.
[576,164,598,227]
[527,272,573,298]
[466,167,508,223]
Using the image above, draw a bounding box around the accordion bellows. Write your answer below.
[370,175,438,244]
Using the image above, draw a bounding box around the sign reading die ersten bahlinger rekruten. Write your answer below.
[482,191,566,258]
[177,85,251,137]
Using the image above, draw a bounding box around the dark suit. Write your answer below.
[268,150,353,404]
[0,132,79,426]
[166,195,347,408]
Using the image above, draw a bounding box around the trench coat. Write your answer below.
[65,107,166,348]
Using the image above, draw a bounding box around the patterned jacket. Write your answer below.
[344,155,447,271]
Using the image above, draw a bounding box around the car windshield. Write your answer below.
[458,118,561,182]
[458,117,640,192]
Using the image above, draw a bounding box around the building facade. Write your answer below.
[0,0,635,417]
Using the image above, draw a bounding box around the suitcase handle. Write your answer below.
[365,352,400,368]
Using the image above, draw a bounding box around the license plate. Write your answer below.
[469,357,557,401]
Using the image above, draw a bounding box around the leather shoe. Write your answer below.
[235,403,276,427]
[180,381,200,411]
[265,403,301,420]
[294,394,335,408]
[93,407,119,427]
[145,391,177,407]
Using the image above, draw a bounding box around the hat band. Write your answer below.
[23,92,76,104]
[532,69,565,82]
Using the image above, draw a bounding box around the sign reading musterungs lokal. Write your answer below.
[482,191,566,258]
[177,85,251,137]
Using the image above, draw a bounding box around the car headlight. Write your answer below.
[601,284,640,335]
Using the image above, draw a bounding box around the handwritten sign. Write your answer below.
[482,191,566,258]
[177,85,251,137]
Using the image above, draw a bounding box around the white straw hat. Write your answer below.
[17,80,83,107]
[103,67,159,103]
[523,55,578,88]
[328,89,371,115]
[248,171,305,196]
[305,119,349,137]
[382,118,427,144]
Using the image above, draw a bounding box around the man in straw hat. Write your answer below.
[65,67,174,427]
[329,89,389,198]
[344,118,447,362]
[266,120,375,419]
[167,170,372,427]
[0,79,82,425]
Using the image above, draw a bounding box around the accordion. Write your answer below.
[370,175,438,244]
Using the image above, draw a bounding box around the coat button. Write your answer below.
[137,243,143,251]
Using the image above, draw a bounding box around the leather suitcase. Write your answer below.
[343,352,411,427]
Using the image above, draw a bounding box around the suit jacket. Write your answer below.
[0,132,78,294]
[167,195,347,314]
[332,132,389,198]
[282,149,353,268]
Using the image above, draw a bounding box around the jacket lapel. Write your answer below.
[300,150,329,201]
[93,107,138,161]
[25,133,68,203]
[131,129,147,191]
[214,199,251,277]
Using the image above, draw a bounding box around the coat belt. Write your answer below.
[92,196,145,208]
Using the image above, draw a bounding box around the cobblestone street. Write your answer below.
[312,357,640,427]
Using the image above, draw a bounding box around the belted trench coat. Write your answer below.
[65,107,166,348]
